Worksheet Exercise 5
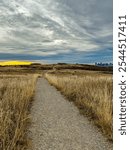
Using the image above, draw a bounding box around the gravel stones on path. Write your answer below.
[29,78,112,150]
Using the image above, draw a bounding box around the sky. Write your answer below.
[0,0,113,64]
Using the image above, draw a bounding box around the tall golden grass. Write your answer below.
[45,71,113,140]
[0,74,38,150]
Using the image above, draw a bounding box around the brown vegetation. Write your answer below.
[0,64,113,150]
[0,74,38,150]
[45,70,113,140]
[0,63,113,73]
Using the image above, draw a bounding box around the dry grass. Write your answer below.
[45,71,113,140]
[0,74,39,150]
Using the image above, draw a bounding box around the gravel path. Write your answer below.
[29,78,112,150]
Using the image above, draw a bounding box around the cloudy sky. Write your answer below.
[0,0,113,64]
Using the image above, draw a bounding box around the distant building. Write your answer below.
[95,62,113,67]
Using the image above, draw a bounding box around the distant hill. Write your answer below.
[0,61,32,66]
[0,62,113,73]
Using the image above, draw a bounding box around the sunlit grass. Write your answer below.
[0,61,32,66]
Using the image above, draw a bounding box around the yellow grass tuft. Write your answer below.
[45,71,113,140]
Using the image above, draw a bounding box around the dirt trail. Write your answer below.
[29,78,112,150]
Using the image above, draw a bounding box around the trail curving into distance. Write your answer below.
[29,78,112,150]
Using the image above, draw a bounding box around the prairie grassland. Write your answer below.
[45,71,113,140]
[0,74,38,150]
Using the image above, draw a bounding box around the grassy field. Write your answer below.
[0,63,113,72]
[0,74,38,150]
[0,65,113,150]
[45,70,113,140]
